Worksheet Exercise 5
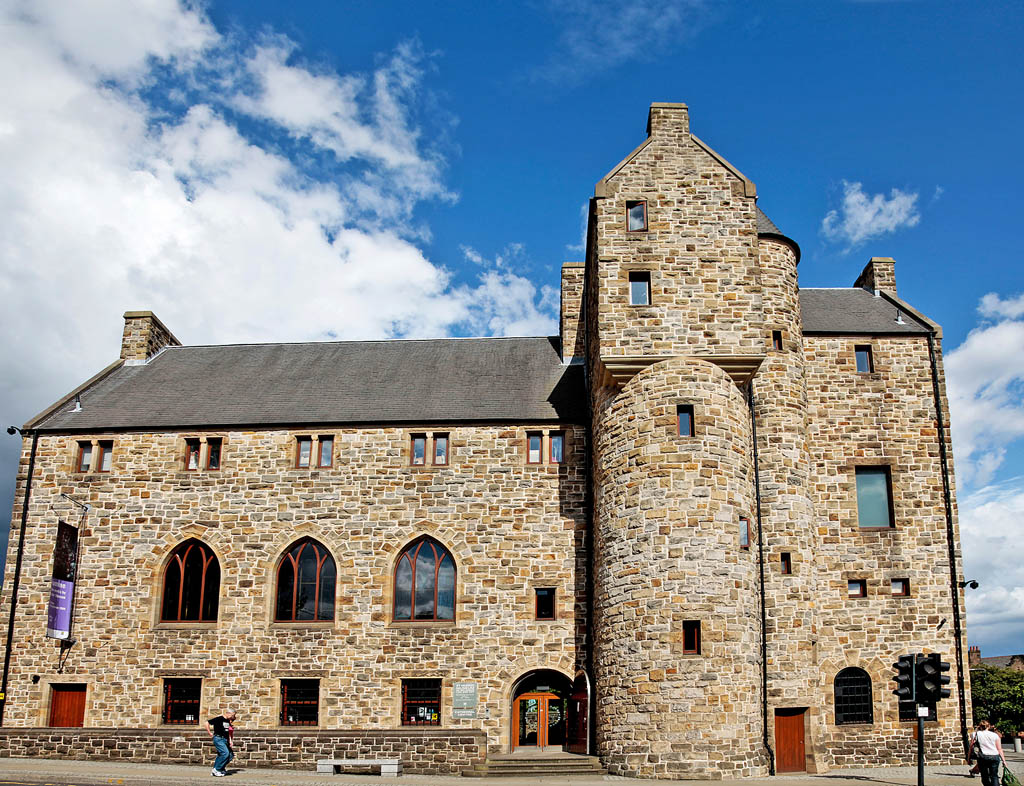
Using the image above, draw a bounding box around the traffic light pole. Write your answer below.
[918,713,925,786]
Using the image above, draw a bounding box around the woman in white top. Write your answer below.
[975,721,1007,786]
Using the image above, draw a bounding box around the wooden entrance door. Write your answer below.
[49,684,86,727]
[774,708,806,773]
[513,692,566,749]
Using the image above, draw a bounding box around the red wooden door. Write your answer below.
[49,684,86,727]
[774,708,806,773]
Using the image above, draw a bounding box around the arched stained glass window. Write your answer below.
[275,538,336,622]
[393,537,455,621]
[161,539,220,622]
[834,667,873,725]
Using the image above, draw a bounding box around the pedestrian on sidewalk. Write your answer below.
[975,720,1007,786]
[205,708,237,777]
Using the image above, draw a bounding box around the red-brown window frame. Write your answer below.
[184,439,200,472]
[772,330,784,351]
[781,552,792,575]
[401,678,441,726]
[739,517,750,550]
[205,438,222,471]
[275,539,335,622]
[847,579,867,598]
[891,578,910,597]
[317,436,333,468]
[682,620,701,654]
[76,442,92,473]
[410,434,426,466]
[549,432,564,464]
[392,537,456,622]
[433,434,449,466]
[96,441,113,473]
[162,678,201,725]
[280,679,319,726]
[626,200,647,232]
[628,270,651,305]
[295,436,312,468]
[855,344,874,373]
[526,432,543,464]
[161,540,219,622]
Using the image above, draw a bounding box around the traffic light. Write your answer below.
[893,654,916,702]
[917,653,952,703]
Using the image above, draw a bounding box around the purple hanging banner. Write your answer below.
[45,520,78,640]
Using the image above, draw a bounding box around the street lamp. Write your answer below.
[959,580,979,590]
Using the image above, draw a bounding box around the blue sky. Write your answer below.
[0,0,1022,655]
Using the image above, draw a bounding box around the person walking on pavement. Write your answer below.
[205,708,237,777]
[975,720,1007,786]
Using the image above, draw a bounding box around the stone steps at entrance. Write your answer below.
[462,754,604,777]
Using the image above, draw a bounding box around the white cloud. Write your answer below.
[947,297,1024,488]
[821,180,921,248]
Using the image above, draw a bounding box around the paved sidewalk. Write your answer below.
[0,755,1019,786]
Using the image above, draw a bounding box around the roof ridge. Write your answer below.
[168,335,557,350]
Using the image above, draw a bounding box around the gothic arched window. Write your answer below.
[393,537,455,621]
[834,667,873,725]
[161,539,220,622]
[275,538,336,622]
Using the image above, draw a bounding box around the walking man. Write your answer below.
[205,708,237,777]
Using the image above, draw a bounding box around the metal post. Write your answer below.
[917,714,925,786]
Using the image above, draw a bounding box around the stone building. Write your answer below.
[0,102,970,778]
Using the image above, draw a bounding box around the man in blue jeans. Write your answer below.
[205,708,237,777]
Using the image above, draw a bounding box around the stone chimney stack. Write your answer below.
[646,102,689,139]
[121,311,181,364]
[854,256,898,298]
[968,645,981,667]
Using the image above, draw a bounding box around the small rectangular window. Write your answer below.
[628,271,651,305]
[682,620,701,654]
[162,678,201,725]
[781,552,792,575]
[549,432,564,464]
[280,679,319,726]
[206,438,222,471]
[296,437,312,468]
[855,345,874,373]
[97,441,113,473]
[77,442,93,473]
[847,579,867,598]
[626,200,647,231]
[411,435,426,466]
[184,439,200,471]
[433,434,449,466]
[891,578,910,597]
[527,433,542,464]
[855,466,894,528]
[739,518,750,549]
[772,330,783,351]
[677,405,695,437]
[401,678,441,726]
[318,436,333,468]
[535,588,555,620]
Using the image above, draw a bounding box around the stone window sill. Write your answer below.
[389,620,456,630]
[153,621,218,630]
[269,621,336,630]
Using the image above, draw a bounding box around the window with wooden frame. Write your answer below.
[96,440,113,472]
[526,432,543,464]
[677,405,695,437]
[549,432,564,464]
[393,537,456,622]
[433,434,449,466]
[410,434,426,466]
[739,518,750,550]
[855,344,874,373]
[682,620,701,654]
[162,678,201,725]
[628,271,651,305]
[205,438,222,471]
[275,538,336,622]
[535,588,555,620]
[834,667,873,725]
[626,200,647,232]
[855,466,894,528]
[280,679,319,726]
[295,436,313,468]
[76,442,93,473]
[401,678,441,726]
[781,552,792,575]
[161,539,220,622]
[317,436,333,468]
[184,439,200,471]
[772,330,784,351]
[847,579,867,598]
[891,578,910,597]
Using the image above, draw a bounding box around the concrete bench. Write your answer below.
[316,758,402,776]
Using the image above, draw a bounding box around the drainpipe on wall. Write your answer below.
[747,384,775,775]
[927,333,969,752]
[0,428,39,726]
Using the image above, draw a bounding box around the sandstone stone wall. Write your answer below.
[120,311,181,362]
[561,262,585,363]
[592,358,764,778]
[0,423,586,769]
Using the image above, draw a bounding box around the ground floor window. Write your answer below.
[834,667,873,725]
[162,678,201,725]
[280,679,319,726]
[402,678,441,726]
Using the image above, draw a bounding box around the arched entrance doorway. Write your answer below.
[510,669,576,753]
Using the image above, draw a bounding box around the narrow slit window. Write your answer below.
[97,441,113,473]
[628,271,651,305]
[433,434,449,465]
[280,679,319,726]
[184,439,200,471]
[772,330,783,351]
[77,442,93,473]
[891,578,910,597]
[549,432,564,464]
[206,438,222,471]
[855,466,894,528]
[682,620,701,654]
[855,345,874,373]
[296,437,312,468]
[411,435,426,466]
[847,579,867,598]
[527,433,542,464]
[535,588,555,620]
[781,552,792,575]
[677,405,695,437]
[739,518,750,550]
[318,436,333,468]
[626,200,647,231]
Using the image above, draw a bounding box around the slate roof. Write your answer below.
[34,337,585,431]
[756,207,782,235]
[799,288,932,335]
